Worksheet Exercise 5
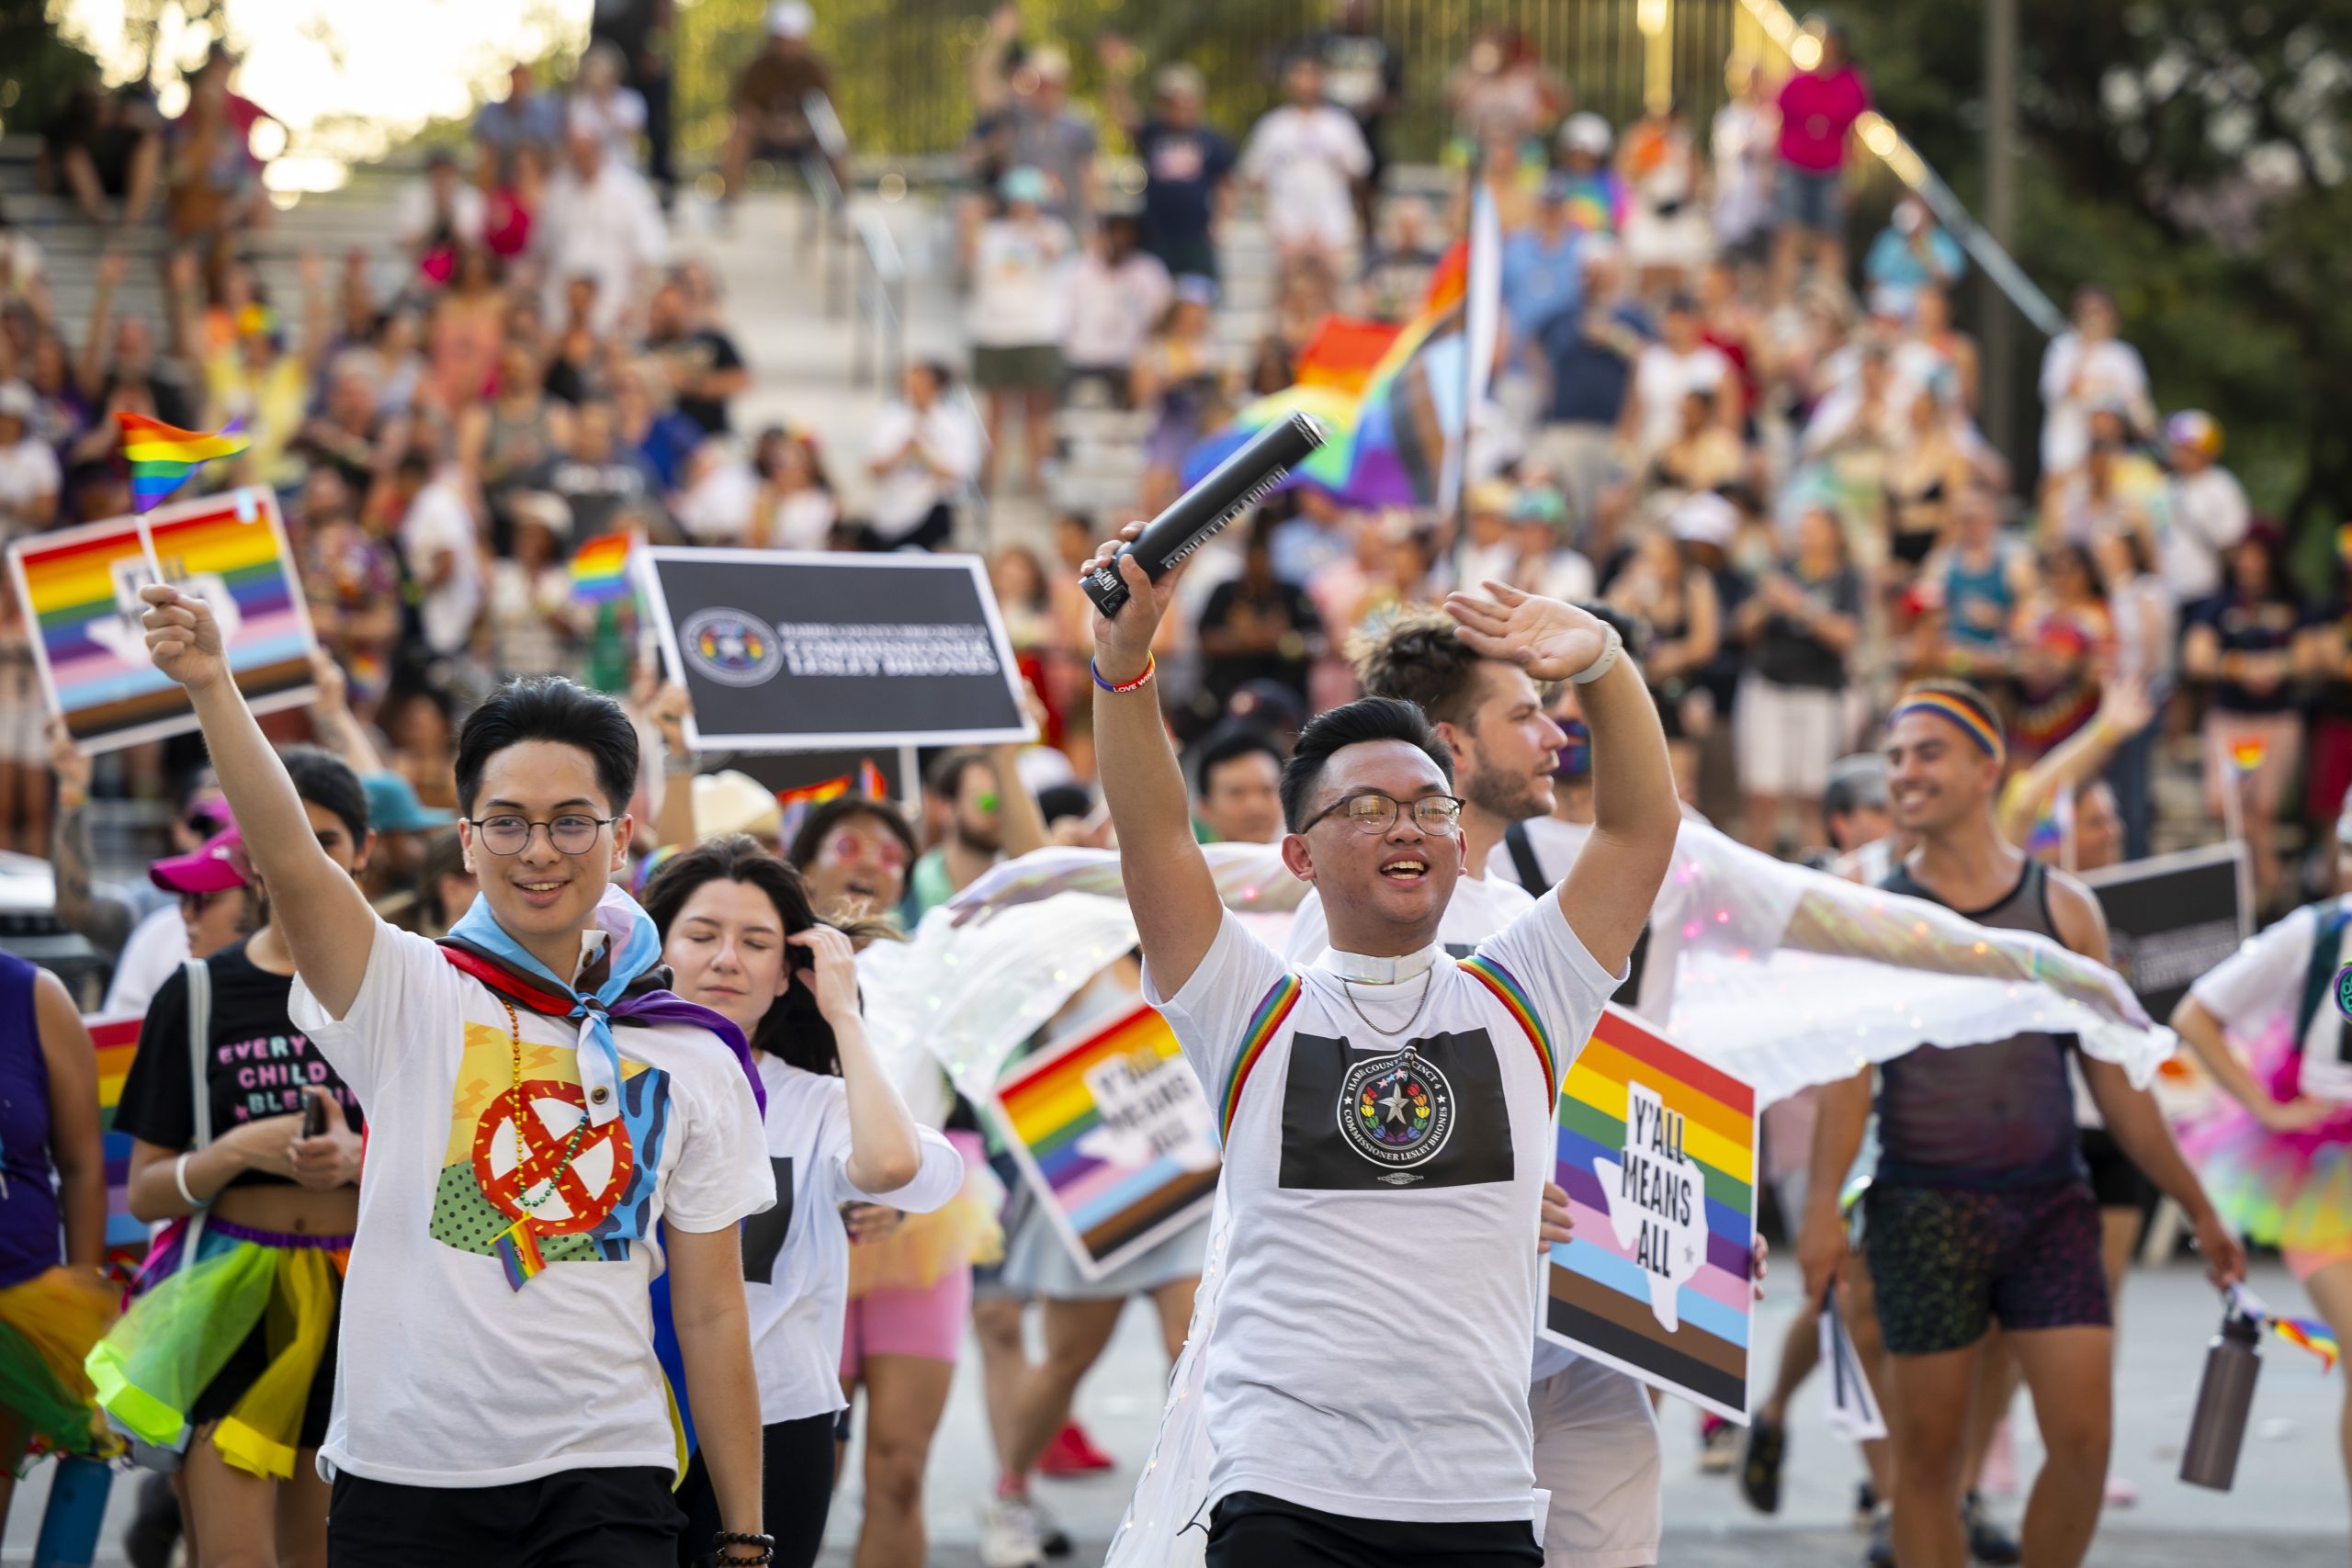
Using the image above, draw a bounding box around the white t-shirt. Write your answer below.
[399,481,484,658]
[1293,857,1601,1387]
[104,903,190,1016]
[745,1056,965,1424]
[2164,466,2250,604]
[288,920,775,1487]
[1240,106,1372,252]
[865,400,981,540]
[1631,343,1732,458]
[0,436,60,535]
[2037,332,2150,474]
[1485,816,1592,895]
[969,217,1075,349]
[1146,896,1619,1521]
[1062,251,1173,369]
[2188,897,2352,1102]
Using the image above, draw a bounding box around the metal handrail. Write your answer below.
[1732,0,2066,338]
[801,92,906,394]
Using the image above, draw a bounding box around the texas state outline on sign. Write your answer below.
[1592,1079,1707,1331]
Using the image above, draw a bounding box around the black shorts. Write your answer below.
[1206,1491,1543,1568]
[328,1466,684,1567]
[1863,1178,2111,1358]
[2080,1126,2158,1210]
[675,1412,837,1568]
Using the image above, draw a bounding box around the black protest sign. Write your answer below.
[639,548,1034,751]
[2082,841,2251,1021]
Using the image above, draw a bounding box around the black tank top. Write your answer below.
[1873,858,2086,1190]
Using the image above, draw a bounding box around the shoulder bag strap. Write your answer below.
[182,958,213,1151]
[1503,820,1549,895]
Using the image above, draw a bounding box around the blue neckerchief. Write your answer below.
[447,885,666,1132]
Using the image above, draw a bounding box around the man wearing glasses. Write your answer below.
[135,582,775,1568]
[1083,525,1678,1568]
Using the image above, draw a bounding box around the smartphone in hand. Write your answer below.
[301,1089,329,1139]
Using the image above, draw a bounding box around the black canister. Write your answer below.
[2178,1309,2263,1491]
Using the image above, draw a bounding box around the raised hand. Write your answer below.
[141,584,229,693]
[786,924,863,1025]
[1080,522,1187,682]
[1444,580,1610,683]
[47,719,93,803]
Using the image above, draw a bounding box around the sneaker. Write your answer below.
[1036,1418,1116,1476]
[1738,1415,1786,1514]
[1862,1504,1894,1567]
[2104,1472,2140,1507]
[1852,1480,1879,1530]
[979,1495,1045,1568]
[1700,1414,1741,1473]
[1963,1490,2022,1566]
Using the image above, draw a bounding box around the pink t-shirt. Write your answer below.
[1776,66,1869,173]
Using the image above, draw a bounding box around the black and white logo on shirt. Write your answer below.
[1278,1030,1514,1191]
[1336,1049,1455,1175]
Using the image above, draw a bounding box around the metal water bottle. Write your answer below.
[2178,1309,2262,1490]
[1081,412,1329,616]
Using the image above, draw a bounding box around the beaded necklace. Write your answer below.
[501,994,590,1212]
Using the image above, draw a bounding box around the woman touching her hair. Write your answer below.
[643,837,965,1568]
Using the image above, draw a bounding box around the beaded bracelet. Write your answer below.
[713,1531,774,1566]
[1091,653,1156,694]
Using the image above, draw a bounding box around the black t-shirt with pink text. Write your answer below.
[115,941,365,1188]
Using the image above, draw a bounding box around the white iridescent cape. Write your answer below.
[860,825,2172,1566]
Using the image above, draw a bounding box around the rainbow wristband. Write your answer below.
[1091,654,1156,694]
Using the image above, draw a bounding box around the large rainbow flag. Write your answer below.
[990,1002,1220,1280]
[117,412,249,513]
[85,1014,151,1267]
[6,491,317,752]
[1180,189,1500,512]
[1545,1006,1756,1421]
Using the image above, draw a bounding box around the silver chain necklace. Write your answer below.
[1339,963,1439,1051]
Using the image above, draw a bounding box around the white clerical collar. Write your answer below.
[1317,942,1446,985]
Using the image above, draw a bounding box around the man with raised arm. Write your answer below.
[1798,680,2243,1568]
[1081,529,1678,1568]
[138,585,775,1568]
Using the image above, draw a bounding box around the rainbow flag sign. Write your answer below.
[6,490,317,752]
[1544,1005,1757,1421]
[989,1001,1220,1281]
[85,1014,151,1266]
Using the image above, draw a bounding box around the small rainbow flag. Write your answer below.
[117,412,249,513]
[84,1014,151,1267]
[2271,1315,2339,1373]
[990,1002,1220,1280]
[2228,737,2269,773]
[775,759,888,814]
[1547,1006,1757,1420]
[569,531,634,604]
[2025,784,2074,861]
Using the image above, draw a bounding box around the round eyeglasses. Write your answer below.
[1295,791,1465,836]
[462,814,618,856]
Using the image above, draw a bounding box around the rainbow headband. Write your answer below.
[1893,693,2004,760]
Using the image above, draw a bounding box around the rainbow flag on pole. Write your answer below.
[1545,1006,1757,1421]
[569,531,635,604]
[990,1002,1220,1280]
[117,412,249,513]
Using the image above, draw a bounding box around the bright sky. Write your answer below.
[53,0,592,169]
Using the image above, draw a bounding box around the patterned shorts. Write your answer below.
[1863,1178,2111,1357]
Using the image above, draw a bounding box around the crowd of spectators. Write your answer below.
[0,11,2327,918]
[917,13,2327,915]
